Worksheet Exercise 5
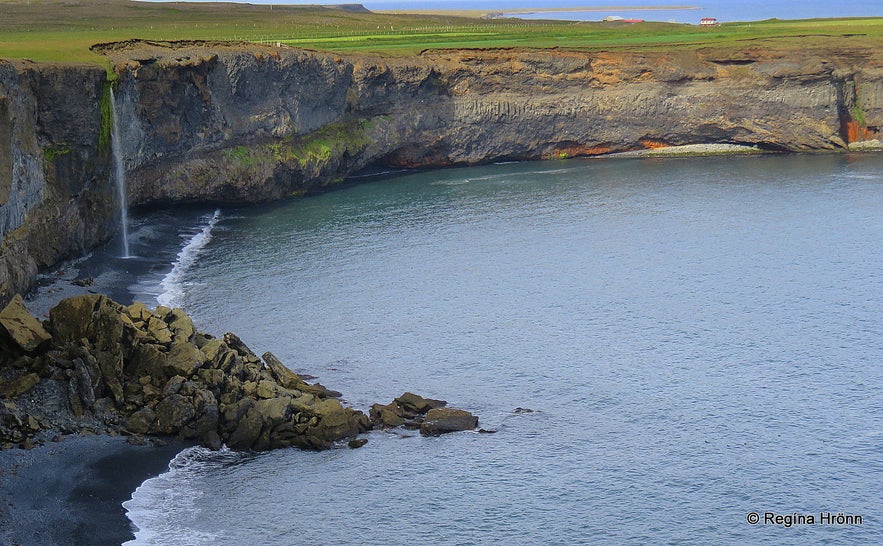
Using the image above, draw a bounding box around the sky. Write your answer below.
[135,1,882,24]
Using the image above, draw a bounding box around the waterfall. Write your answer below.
[110,88,130,258]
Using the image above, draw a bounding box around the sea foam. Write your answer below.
[156,209,221,308]
[122,446,245,545]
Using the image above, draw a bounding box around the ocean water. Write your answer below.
[110,153,883,545]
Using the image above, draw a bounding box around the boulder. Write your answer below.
[262,351,305,390]
[255,379,282,399]
[310,398,362,442]
[48,294,103,343]
[196,368,225,389]
[201,339,227,364]
[223,332,254,357]
[167,308,195,341]
[220,397,255,431]
[395,392,446,414]
[369,401,405,428]
[299,382,343,399]
[150,394,197,435]
[162,375,186,396]
[126,407,156,435]
[126,301,152,322]
[0,372,40,399]
[146,316,173,344]
[155,306,172,320]
[201,430,222,451]
[185,395,219,441]
[0,295,52,354]
[226,406,264,450]
[164,342,206,378]
[253,396,293,423]
[71,357,96,409]
[419,408,478,436]
[126,343,167,378]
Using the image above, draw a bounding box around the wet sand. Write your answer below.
[0,435,188,546]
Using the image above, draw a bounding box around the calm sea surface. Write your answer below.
[62,153,883,544]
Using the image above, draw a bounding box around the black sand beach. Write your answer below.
[0,435,188,546]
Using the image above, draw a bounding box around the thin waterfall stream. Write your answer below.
[110,88,130,258]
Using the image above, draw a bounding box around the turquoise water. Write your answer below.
[120,154,882,544]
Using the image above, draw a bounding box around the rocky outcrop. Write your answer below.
[370,392,449,430]
[2,42,882,305]
[0,294,479,450]
[368,392,479,435]
[0,294,386,450]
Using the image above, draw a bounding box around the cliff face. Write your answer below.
[1,43,882,303]
[101,43,883,207]
[0,61,117,305]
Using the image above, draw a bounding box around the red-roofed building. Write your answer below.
[700,17,719,26]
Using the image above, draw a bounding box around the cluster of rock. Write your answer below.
[0,294,478,451]
[370,392,480,436]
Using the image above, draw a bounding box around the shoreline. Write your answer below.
[0,435,189,546]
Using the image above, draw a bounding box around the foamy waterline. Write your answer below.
[156,209,221,308]
[122,446,236,546]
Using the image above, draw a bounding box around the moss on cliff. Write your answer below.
[98,81,113,156]
[42,143,71,162]
[282,120,370,168]
[223,119,370,174]
[850,105,867,127]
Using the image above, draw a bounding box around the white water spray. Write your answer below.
[110,88,130,258]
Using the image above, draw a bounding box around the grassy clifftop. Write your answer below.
[1,0,882,66]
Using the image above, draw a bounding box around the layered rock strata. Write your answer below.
[1,42,882,304]
[0,61,116,306]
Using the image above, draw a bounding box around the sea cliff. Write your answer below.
[1,42,882,303]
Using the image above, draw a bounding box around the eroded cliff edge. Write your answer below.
[1,42,882,303]
[0,61,117,306]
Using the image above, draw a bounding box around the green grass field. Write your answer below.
[1,0,881,67]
